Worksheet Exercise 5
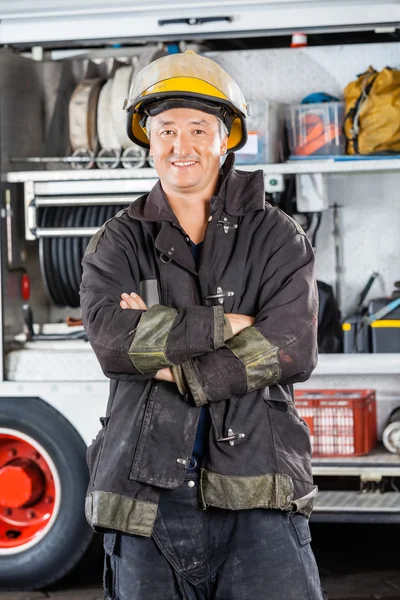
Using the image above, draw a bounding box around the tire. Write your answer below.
[0,396,93,590]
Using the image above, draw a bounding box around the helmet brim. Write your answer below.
[126,90,247,151]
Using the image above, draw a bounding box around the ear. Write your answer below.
[220,136,228,155]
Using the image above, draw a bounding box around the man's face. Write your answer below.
[148,107,228,194]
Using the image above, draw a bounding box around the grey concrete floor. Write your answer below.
[2,573,400,600]
[1,575,400,599]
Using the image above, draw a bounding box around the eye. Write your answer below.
[160,130,174,136]
[193,129,205,135]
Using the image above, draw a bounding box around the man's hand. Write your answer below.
[226,313,255,336]
[120,292,148,311]
[154,368,175,382]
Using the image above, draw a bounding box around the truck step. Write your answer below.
[314,490,400,512]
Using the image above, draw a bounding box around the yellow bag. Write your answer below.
[344,66,400,154]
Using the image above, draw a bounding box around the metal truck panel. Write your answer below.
[5,343,106,382]
[1,1,400,45]
[0,381,108,445]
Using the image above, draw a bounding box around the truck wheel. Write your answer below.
[0,396,93,590]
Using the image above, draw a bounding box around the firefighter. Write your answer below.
[80,50,325,599]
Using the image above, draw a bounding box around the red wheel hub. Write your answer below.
[0,433,57,551]
[0,459,45,508]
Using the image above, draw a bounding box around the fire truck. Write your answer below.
[1,0,400,591]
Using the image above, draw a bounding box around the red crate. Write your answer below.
[294,389,377,457]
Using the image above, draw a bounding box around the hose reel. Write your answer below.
[38,204,126,307]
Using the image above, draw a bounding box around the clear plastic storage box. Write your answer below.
[235,100,285,165]
[285,102,345,157]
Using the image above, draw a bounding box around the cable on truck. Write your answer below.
[38,204,126,308]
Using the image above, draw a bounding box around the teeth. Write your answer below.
[173,161,196,167]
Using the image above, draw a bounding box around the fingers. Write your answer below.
[154,368,175,383]
[225,313,255,336]
[120,292,148,310]
[120,293,146,309]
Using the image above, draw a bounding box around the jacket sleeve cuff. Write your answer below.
[181,361,208,407]
[226,326,281,391]
[128,305,177,373]
[223,316,234,341]
[129,305,228,372]
[171,365,187,395]
[213,305,227,349]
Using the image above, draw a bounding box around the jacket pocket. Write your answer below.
[129,381,198,488]
[86,416,110,484]
[267,396,310,429]
[92,379,153,493]
[267,400,314,491]
[129,382,157,481]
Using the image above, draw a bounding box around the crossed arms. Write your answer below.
[80,213,318,405]
[119,291,254,387]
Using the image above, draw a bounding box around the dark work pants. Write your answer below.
[103,473,327,600]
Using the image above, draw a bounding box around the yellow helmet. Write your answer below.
[125,50,248,151]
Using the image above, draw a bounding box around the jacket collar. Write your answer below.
[127,153,266,223]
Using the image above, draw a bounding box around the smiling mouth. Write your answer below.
[171,160,198,168]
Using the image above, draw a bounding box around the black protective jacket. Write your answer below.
[80,154,319,537]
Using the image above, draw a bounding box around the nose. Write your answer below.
[172,131,192,157]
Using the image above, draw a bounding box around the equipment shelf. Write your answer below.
[6,156,400,183]
[312,490,400,521]
[312,445,400,476]
[315,354,400,376]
